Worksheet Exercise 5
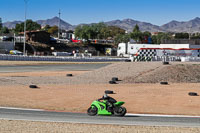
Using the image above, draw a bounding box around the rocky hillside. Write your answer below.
[161,17,200,33]
[3,21,22,29]
[105,18,164,32]
[36,16,73,30]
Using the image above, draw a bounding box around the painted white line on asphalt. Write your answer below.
[126,113,200,118]
[0,107,44,111]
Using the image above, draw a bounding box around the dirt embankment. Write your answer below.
[123,63,200,83]
[0,62,163,85]
[1,62,200,85]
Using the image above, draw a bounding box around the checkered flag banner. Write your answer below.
[137,49,157,57]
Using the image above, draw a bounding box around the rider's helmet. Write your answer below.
[103,93,108,98]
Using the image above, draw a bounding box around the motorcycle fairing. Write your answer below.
[91,100,112,115]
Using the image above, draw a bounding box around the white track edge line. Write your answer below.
[126,113,200,118]
[0,107,44,111]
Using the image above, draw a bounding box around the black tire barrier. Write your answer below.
[160,82,168,85]
[112,77,118,81]
[125,59,131,62]
[29,85,38,89]
[163,62,169,65]
[105,90,115,94]
[66,74,73,77]
[109,81,117,84]
[175,59,181,62]
[147,57,152,61]
[188,92,198,96]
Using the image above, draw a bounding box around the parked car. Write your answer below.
[71,39,81,43]
[50,37,57,43]
[9,50,23,55]
[52,52,73,56]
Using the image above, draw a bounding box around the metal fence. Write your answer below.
[1,54,200,62]
[0,54,126,62]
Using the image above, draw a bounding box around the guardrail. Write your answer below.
[0,54,126,62]
[2,54,200,62]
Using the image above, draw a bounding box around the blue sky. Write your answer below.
[1,0,200,25]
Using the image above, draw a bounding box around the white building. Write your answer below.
[117,42,200,57]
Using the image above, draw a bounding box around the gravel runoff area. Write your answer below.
[0,61,110,66]
[1,120,200,133]
[1,62,200,86]
[0,62,163,85]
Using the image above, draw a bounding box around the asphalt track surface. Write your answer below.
[0,63,110,73]
[0,108,200,127]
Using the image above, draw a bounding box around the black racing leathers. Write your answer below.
[98,96,117,112]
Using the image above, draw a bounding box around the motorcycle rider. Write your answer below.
[98,92,117,111]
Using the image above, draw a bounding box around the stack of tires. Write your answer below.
[109,77,119,84]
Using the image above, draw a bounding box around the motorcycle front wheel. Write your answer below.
[114,106,127,116]
[87,106,98,116]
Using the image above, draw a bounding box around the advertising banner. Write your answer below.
[156,49,200,57]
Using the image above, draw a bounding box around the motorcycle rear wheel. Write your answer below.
[114,106,127,116]
[87,106,98,116]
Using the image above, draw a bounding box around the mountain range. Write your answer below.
[3,16,200,33]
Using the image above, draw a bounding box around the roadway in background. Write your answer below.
[0,63,110,73]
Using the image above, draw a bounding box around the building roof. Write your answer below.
[19,30,48,35]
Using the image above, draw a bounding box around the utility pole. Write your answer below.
[14,33,15,49]
[24,0,28,55]
[189,26,192,40]
[58,9,61,39]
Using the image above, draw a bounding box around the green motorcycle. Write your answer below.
[87,90,127,116]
